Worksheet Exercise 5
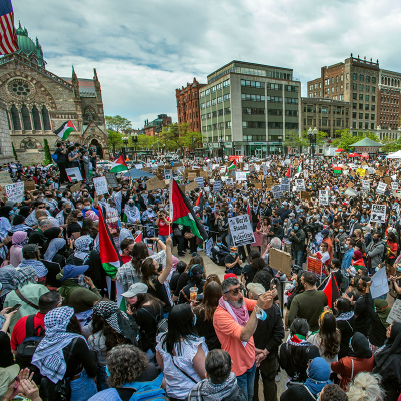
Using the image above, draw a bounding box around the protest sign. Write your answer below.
[269,248,291,276]
[300,191,311,201]
[65,167,82,182]
[362,180,370,191]
[370,267,389,299]
[387,299,401,324]
[135,164,143,170]
[319,190,329,206]
[146,176,165,191]
[226,178,234,185]
[280,177,290,192]
[345,188,358,197]
[164,169,172,180]
[392,182,399,190]
[394,190,401,199]
[5,182,24,203]
[294,179,305,191]
[376,181,387,195]
[104,171,118,188]
[356,168,366,177]
[24,180,36,191]
[185,181,199,191]
[384,177,391,186]
[195,177,204,188]
[370,204,386,223]
[213,180,222,193]
[236,171,247,181]
[368,167,375,174]
[70,181,81,193]
[255,183,262,189]
[228,215,255,247]
[93,176,109,195]
[272,185,283,199]
[0,171,12,186]
[307,257,322,276]
[265,177,274,187]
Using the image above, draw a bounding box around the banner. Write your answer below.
[280,177,290,192]
[294,179,305,191]
[93,176,109,195]
[5,182,24,203]
[65,167,82,182]
[370,204,386,223]
[228,215,255,247]
[319,190,329,206]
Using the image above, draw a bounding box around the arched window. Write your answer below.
[6,112,10,130]
[10,105,21,130]
[32,106,41,130]
[21,105,31,130]
[41,106,51,130]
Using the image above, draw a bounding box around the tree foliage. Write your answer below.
[159,123,202,153]
[43,138,52,165]
[107,131,122,153]
[381,136,401,153]
[284,129,328,150]
[332,129,380,152]
[105,115,132,133]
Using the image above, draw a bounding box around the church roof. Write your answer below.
[61,77,96,97]
[15,21,45,68]
[352,137,383,147]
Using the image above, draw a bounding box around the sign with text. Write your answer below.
[228,215,255,247]
[236,171,247,181]
[391,182,399,191]
[0,171,12,186]
[5,182,24,203]
[146,176,165,191]
[226,178,234,186]
[65,167,82,182]
[319,190,329,206]
[272,185,283,199]
[194,177,204,188]
[280,177,290,192]
[93,176,109,195]
[362,180,370,192]
[370,204,386,223]
[213,180,222,193]
[294,179,305,191]
[376,181,387,195]
[104,171,119,188]
[387,299,401,325]
[164,169,172,180]
[307,256,323,276]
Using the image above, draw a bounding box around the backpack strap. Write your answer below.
[25,314,38,338]
[15,289,39,310]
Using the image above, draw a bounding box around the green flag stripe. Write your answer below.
[174,215,202,238]
[102,262,119,278]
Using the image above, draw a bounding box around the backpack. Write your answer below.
[141,307,168,336]
[15,314,45,369]
[52,152,58,163]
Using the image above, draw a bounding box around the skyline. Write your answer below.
[12,0,401,129]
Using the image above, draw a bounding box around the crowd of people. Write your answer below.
[0,147,401,401]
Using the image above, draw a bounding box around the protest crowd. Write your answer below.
[0,141,401,401]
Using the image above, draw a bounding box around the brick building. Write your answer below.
[143,114,172,136]
[176,78,205,132]
[301,97,350,137]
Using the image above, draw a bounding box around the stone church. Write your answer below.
[0,22,108,165]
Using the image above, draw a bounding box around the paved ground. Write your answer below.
[174,246,287,400]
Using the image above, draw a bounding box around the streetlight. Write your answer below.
[122,136,129,157]
[219,136,225,159]
[131,132,138,162]
[308,127,318,158]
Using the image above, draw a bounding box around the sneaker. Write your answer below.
[275,374,280,382]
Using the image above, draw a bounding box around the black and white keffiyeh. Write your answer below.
[31,306,86,384]
[92,300,138,345]
[44,238,66,261]
[13,266,37,288]
[73,235,93,262]
[18,259,48,279]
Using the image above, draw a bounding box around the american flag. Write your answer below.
[0,0,18,55]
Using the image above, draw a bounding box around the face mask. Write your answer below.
[375,267,379,272]
[193,314,197,325]
[300,210,303,213]
[147,208,152,212]
[158,263,163,272]
[398,266,401,272]
[216,242,221,246]
[373,237,378,243]
[338,208,342,212]
[339,229,343,233]
[230,252,236,256]
[65,209,71,214]
[369,198,372,201]
[350,219,354,223]
[77,215,83,221]
[292,280,296,286]
[256,308,267,321]
[129,203,134,207]
[294,226,299,231]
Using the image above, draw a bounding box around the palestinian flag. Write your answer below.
[98,206,121,278]
[110,154,129,173]
[54,120,77,140]
[169,179,208,240]
[297,161,303,174]
[134,231,142,243]
[323,273,341,309]
[333,166,342,174]
[196,191,204,213]
[247,204,251,217]
[286,165,291,178]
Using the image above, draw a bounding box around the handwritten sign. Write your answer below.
[104,171,119,188]
[280,177,290,192]
[93,176,109,195]
[362,180,370,192]
[5,182,24,203]
[370,204,386,223]
[228,215,255,247]
[294,179,305,191]
[387,299,401,324]
[319,190,329,206]
[236,171,247,181]
[376,182,387,195]
[272,185,283,199]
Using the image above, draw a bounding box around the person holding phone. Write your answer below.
[0,305,19,367]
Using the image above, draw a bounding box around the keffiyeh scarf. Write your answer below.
[13,267,38,288]
[44,238,66,261]
[92,300,138,345]
[9,224,32,234]
[18,259,48,279]
[31,306,86,384]
[74,235,93,262]
[187,372,237,401]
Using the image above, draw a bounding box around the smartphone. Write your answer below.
[8,304,22,313]
[270,277,280,289]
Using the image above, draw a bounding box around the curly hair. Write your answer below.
[347,372,384,401]
[320,383,348,401]
[107,344,148,387]
[66,209,81,225]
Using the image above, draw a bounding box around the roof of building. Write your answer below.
[352,137,383,147]
[15,21,45,67]
[61,77,96,97]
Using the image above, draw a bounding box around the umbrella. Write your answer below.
[361,153,369,159]
[348,153,355,157]
[353,153,362,157]
[335,148,345,152]
[121,168,155,179]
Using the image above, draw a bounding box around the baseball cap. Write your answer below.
[22,244,41,254]
[247,283,266,296]
[224,273,237,280]
[273,218,279,224]
[282,201,288,206]
[321,229,330,236]
[121,283,148,298]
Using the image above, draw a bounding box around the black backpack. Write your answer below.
[15,314,45,369]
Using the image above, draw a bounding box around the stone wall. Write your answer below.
[0,100,16,164]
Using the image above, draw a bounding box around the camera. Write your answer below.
[291,264,303,274]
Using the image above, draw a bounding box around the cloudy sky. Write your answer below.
[13,0,401,129]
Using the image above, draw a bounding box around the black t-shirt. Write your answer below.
[0,332,14,368]
[242,264,256,285]
[148,278,171,314]
[67,222,81,238]
[174,272,190,297]
[136,304,163,352]
[63,337,97,379]
[178,280,206,303]
[194,308,221,351]
[55,148,67,163]
[354,293,373,337]
[225,253,240,268]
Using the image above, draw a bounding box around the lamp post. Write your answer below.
[308,127,317,158]
[122,136,129,158]
[131,132,138,162]
[219,136,225,159]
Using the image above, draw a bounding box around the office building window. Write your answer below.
[285,110,298,117]
[372,77,376,83]
[201,103,206,110]
[365,95,370,102]
[359,113,363,119]
[268,122,283,129]
[225,121,231,128]
[216,83,222,90]
[206,101,211,107]
[217,96,222,103]
[224,107,231,115]
[352,112,356,118]
[372,95,376,102]
[267,83,283,90]
[285,85,299,92]
[353,103,357,109]
[206,113,211,119]
[371,114,375,120]
[366,85,370,92]
[218,109,223,116]
[241,80,265,88]
[211,86,216,93]
[212,111,217,118]
[284,97,299,104]
[205,89,210,95]
[371,123,375,129]
[352,121,357,128]
[353,93,357,99]
[243,108,265,115]
[242,94,265,101]
[223,94,230,101]
[365,104,369,111]
[360,74,364,81]
[359,103,363,110]
[359,94,363,100]
[285,122,299,129]
[359,84,364,91]
[365,113,369,119]
[371,104,375,111]
[211,98,216,106]
[353,73,357,80]
[242,121,266,128]
[223,79,230,87]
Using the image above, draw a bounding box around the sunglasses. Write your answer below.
[224,285,244,295]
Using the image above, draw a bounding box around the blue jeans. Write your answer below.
[158,234,172,244]
[236,361,256,401]
[292,250,304,266]
[70,369,97,401]
[96,364,109,391]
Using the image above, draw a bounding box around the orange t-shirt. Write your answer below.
[213,297,257,376]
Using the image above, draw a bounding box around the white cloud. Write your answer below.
[12,0,401,127]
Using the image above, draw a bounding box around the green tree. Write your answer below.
[381,136,401,153]
[332,129,381,153]
[181,130,203,151]
[11,143,17,161]
[284,129,327,151]
[161,123,184,153]
[107,131,122,154]
[105,115,132,133]
[43,138,52,165]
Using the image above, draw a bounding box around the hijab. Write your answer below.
[44,238,66,262]
[375,322,401,368]
[304,357,331,396]
[349,332,372,359]
[73,235,93,262]
[374,299,391,328]
[11,231,28,248]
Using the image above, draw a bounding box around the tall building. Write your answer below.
[200,60,301,157]
[0,22,108,164]
[307,54,379,135]
[144,114,172,136]
[176,77,205,132]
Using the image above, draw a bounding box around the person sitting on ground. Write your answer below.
[18,244,48,284]
[224,246,242,275]
[211,237,229,266]
[185,349,246,401]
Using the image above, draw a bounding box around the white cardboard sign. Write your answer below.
[93,176,109,195]
[228,215,255,247]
